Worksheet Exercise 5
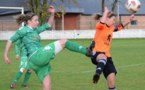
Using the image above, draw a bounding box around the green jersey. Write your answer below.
[15,39,21,56]
[10,23,51,56]
[15,39,27,57]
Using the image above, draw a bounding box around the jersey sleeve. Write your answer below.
[36,23,52,34]
[113,24,124,32]
[14,39,21,56]
[96,22,105,30]
[10,27,27,43]
[21,46,28,57]
[15,43,20,56]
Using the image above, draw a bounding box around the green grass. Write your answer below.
[0,39,145,90]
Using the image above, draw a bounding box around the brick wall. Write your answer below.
[121,16,145,29]
[55,13,80,30]
[0,20,18,31]
[79,15,98,30]
[0,14,145,31]
[79,15,145,30]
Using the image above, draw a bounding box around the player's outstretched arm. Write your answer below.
[48,5,55,27]
[100,7,110,23]
[3,40,12,64]
[123,14,135,27]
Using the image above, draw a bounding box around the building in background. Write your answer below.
[0,0,145,31]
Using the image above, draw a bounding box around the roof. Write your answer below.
[50,0,102,14]
[0,0,28,15]
[0,0,144,15]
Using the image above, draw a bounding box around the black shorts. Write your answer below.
[91,52,117,78]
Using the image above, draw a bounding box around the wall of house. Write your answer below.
[55,13,80,30]
[0,14,145,31]
[0,15,18,31]
[79,15,98,30]
[121,15,145,29]
[79,15,145,30]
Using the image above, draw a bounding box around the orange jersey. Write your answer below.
[93,22,123,57]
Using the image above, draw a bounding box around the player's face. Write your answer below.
[108,16,116,26]
[29,16,40,28]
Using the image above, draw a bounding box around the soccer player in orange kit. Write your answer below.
[90,7,134,90]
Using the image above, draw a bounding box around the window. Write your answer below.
[131,20,137,25]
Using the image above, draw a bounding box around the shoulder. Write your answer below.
[17,26,31,34]
[41,23,51,27]
[96,21,106,27]
[96,21,106,30]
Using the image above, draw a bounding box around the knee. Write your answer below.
[58,39,68,48]
[108,80,115,88]
[59,39,68,43]
[20,68,25,73]
[97,54,107,61]
[28,69,32,73]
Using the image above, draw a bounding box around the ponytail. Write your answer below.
[93,13,102,20]
[16,14,26,25]
[16,13,36,25]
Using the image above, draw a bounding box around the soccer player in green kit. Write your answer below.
[4,6,91,90]
[10,39,32,88]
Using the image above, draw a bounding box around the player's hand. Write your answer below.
[4,55,11,64]
[48,5,55,14]
[130,14,135,21]
[104,7,110,14]
[16,55,20,60]
[93,74,100,84]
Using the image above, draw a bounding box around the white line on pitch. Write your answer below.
[52,63,145,74]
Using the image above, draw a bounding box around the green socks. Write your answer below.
[65,40,86,55]
[12,70,31,85]
[12,71,22,84]
[22,70,31,85]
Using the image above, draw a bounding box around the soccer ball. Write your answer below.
[125,0,141,13]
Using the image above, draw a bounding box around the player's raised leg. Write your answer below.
[56,39,92,57]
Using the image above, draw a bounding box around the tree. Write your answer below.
[111,0,118,12]
[101,0,118,13]
[101,0,105,13]
[28,0,77,25]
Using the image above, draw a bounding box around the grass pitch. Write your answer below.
[0,39,145,90]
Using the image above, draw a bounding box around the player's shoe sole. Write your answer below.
[10,84,16,89]
[22,84,28,88]
[93,74,100,84]
[86,47,93,57]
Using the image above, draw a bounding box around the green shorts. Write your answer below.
[28,42,55,81]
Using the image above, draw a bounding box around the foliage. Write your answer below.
[28,0,77,25]
[101,0,118,12]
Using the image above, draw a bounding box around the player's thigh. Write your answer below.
[97,53,107,60]
[37,64,51,81]
[103,57,117,78]
[91,52,107,65]
[29,47,54,66]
